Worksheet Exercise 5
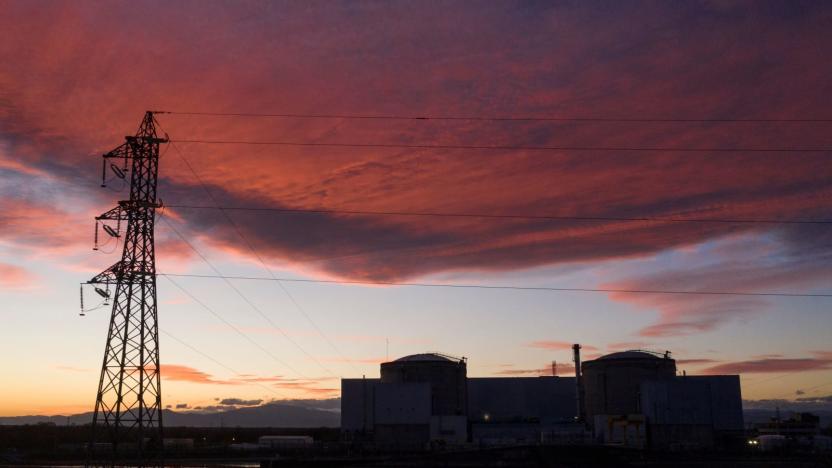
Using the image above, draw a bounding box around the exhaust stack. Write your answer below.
[573,343,584,422]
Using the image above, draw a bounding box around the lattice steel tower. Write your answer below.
[86,112,167,465]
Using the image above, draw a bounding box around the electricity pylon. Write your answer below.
[86,112,167,465]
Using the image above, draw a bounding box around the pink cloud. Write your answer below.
[0,262,36,290]
[702,351,832,374]
[0,199,84,256]
[1,4,831,277]
[0,2,829,344]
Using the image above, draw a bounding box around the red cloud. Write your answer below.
[1,2,831,337]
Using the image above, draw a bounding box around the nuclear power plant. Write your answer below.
[341,346,744,450]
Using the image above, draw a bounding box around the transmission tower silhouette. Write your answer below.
[85,112,167,465]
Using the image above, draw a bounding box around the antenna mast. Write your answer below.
[86,112,167,465]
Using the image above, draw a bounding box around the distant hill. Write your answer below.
[0,400,340,428]
[5,398,830,429]
[744,408,832,428]
[743,398,832,427]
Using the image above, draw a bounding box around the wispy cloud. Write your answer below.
[0,262,35,290]
[702,352,832,374]
[160,364,236,385]
[602,231,832,337]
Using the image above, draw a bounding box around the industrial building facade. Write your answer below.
[581,351,744,449]
[341,349,744,450]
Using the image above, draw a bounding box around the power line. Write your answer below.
[161,273,311,380]
[801,379,832,394]
[164,138,361,374]
[165,204,832,226]
[160,329,291,400]
[159,214,339,378]
[154,110,832,123]
[765,371,832,399]
[156,273,832,298]
[169,139,832,153]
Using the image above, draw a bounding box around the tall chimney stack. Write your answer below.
[573,343,584,422]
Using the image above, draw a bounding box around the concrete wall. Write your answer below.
[696,375,743,431]
[374,382,431,425]
[467,377,576,423]
[582,357,676,424]
[640,375,743,431]
[640,375,743,449]
[430,415,467,443]
[381,360,467,416]
[374,424,430,449]
[341,378,379,432]
[641,378,713,426]
[343,380,433,446]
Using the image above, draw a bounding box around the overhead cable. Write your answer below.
[153,110,832,123]
[165,204,832,225]
[157,273,832,298]
[160,215,339,378]
[164,138,361,374]
[169,139,832,153]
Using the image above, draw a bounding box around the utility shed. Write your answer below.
[467,377,576,423]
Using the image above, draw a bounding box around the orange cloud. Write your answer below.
[159,364,236,385]
[273,384,339,396]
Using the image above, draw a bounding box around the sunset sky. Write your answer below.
[1,1,831,417]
